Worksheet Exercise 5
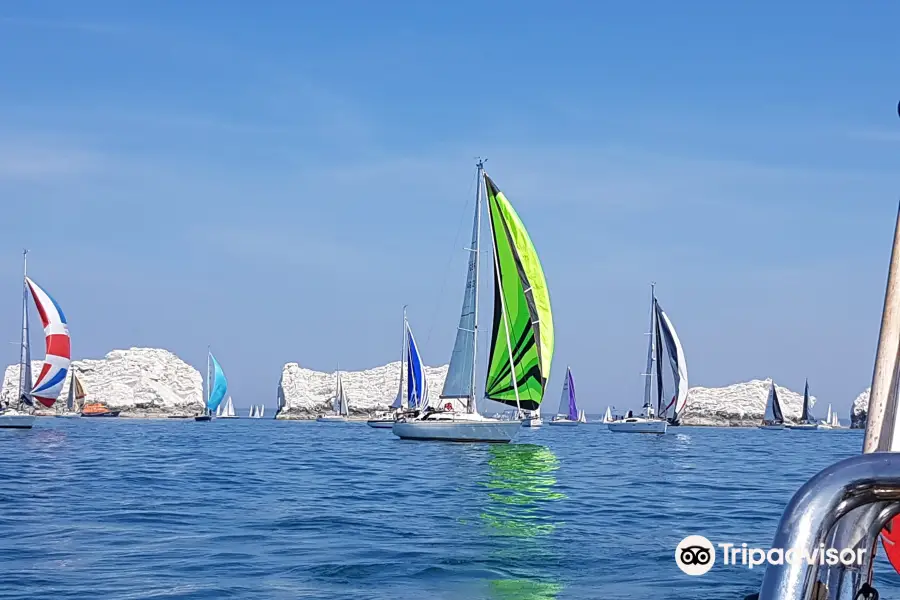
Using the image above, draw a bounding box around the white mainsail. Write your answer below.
[333,372,350,417]
[603,406,613,423]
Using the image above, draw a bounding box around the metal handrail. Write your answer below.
[758,453,900,599]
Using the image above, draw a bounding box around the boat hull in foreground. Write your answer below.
[392,414,521,443]
[607,418,667,434]
[521,417,543,427]
[366,419,395,429]
[194,415,212,422]
[0,413,35,429]
[317,415,347,423]
[786,423,822,431]
[548,418,579,427]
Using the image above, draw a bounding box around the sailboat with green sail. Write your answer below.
[392,160,554,443]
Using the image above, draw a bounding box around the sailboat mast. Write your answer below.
[469,159,484,414]
[18,249,30,406]
[398,305,407,407]
[484,168,523,415]
[642,283,656,409]
[206,348,211,416]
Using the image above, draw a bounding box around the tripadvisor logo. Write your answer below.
[676,535,715,576]
[675,536,867,575]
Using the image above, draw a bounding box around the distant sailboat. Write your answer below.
[787,380,822,431]
[259,404,265,418]
[196,350,227,422]
[56,371,86,418]
[602,406,614,424]
[830,409,840,428]
[609,284,688,434]
[368,310,429,429]
[548,367,580,426]
[759,380,785,430]
[249,405,257,418]
[392,161,554,443]
[219,396,238,419]
[578,409,587,423]
[317,370,350,422]
[1,251,71,429]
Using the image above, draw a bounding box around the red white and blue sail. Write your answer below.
[26,277,71,408]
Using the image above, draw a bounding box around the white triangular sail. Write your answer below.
[249,405,257,418]
[333,372,350,416]
[260,405,265,417]
[603,406,613,423]
[556,372,572,417]
[655,301,689,421]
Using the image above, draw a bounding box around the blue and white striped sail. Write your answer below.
[207,352,228,412]
[406,320,429,410]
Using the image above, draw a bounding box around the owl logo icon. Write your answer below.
[675,535,715,576]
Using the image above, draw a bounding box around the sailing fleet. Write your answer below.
[0,163,851,436]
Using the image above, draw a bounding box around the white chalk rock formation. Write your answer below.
[1,348,202,416]
[678,379,814,427]
[277,361,449,418]
[851,388,869,429]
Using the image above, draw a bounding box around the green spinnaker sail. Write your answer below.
[483,174,554,411]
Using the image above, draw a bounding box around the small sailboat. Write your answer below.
[1,251,70,429]
[368,310,429,428]
[830,409,841,428]
[392,161,554,443]
[758,380,785,430]
[601,406,614,426]
[317,370,350,422]
[548,367,580,426]
[609,284,688,434]
[249,405,257,418]
[57,372,86,418]
[248,404,265,418]
[218,396,238,419]
[578,409,587,423]
[196,350,227,422]
[787,380,821,431]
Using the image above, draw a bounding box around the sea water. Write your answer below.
[1,419,897,600]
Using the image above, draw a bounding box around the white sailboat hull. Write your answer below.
[0,413,35,429]
[521,417,543,427]
[787,423,823,431]
[366,419,395,428]
[758,424,785,430]
[317,415,347,423]
[392,413,521,443]
[608,418,667,434]
[548,418,579,427]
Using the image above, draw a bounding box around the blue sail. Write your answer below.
[566,368,578,421]
[406,321,428,409]
[207,353,228,412]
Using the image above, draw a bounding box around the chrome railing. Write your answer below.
[756,453,900,599]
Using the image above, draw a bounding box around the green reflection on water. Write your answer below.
[480,443,566,598]
[480,443,566,537]
[488,578,565,599]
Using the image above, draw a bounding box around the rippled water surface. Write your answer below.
[1,419,897,599]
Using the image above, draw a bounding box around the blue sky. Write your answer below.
[0,1,897,415]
